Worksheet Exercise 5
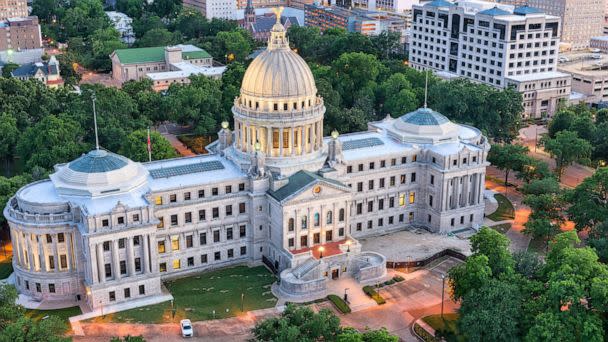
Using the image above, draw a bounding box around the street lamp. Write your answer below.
[241,293,244,312]
[441,274,446,319]
[345,240,351,253]
[344,287,349,302]
[318,246,325,259]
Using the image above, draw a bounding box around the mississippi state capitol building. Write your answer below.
[4,15,490,309]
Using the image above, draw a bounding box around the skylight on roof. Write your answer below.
[342,137,385,151]
[149,160,225,179]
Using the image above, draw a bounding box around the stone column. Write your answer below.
[290,127,295,156]
[311,123,317,151]
[38,235,46,272]
[478,172,485,204]
[142,234,150,274]
[112,240,121,280]
[12,231,21,267]
[279,128,284,157]
[25,234,34,271]
[267,126,272,156]
[97,243,105,283]
[298,126,303,155]
[317,121,322,149]
[90,243,99,283]
[127,237,135,276]
[52,234,59,272]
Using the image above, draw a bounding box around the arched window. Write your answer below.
[326,211,333,224]
[339,208,345,222]
[288,218,294,231]
[301,216,307,229]
[314,213,320,227]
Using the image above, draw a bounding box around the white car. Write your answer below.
[180,319,193,338]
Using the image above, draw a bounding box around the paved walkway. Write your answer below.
[157,123,196,157]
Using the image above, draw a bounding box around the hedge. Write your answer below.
[327,294,351,314]
[413,323,438,342]
[362,286,386,305]
[393,275,405,282]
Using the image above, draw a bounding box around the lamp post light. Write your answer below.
[441,274,446,319]
[344,287,349,302]
[346,240,351,253]
[241,293,244,312]
[318,246,325,259]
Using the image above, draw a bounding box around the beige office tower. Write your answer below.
[0,0,28,20]
[525,0,604,50]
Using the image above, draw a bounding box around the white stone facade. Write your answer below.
[5,15,489,307]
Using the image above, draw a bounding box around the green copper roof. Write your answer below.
[268,171,348,202]
[400,108,450,126]
[113,46,211,64]
[68,150,128,173]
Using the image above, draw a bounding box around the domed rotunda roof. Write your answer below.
[239,14,317,100]
[50,149,149,197]
[389,107,461,144]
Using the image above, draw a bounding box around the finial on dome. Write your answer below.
[272,6,284,24]
[221,121,229,129]
[424,70,429,109]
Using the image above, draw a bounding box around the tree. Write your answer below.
[543,130,592,180]
[252,305,341,342]
[16,114,89,171]
[213,30,253,62]
[90,27,126,71]
[547,108,575,138]
[338,327,398,342]
[458,279,522,342]
[1,63,19,78]
[487,143,529,187]
[116,0,145,18]
[0,112,19,161]
[136,28,181,47]
[378,73,417,116]
[566,167,608,231]
[470,227,514,276]
[332,52,383,107]
[119,129,177,162]
[513,251,543,279]
[165,76,223,134]
[448,254,492,301]
[521,177,560,196]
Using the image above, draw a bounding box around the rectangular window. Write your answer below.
[186,235,193,248]
[357,182,363,192]
[226,205,233,216]
[170,214,178,226]
[212,208,219,219]
[198,190,205,198]
[49,256,55,269]
[199,210,206,221]
[400,175,406,184]
[430,175,435,185]
[187,257,194,266]
[158,241,166,253]
[124,288,131,298]
[240,246,247,255]
[429,195,433,207]
[368,180,374,190]
[399,194,405,206]
[239,202,246,214]
[239,225,246,238]
[239,183,245,191]
[326,230,333,242]
[105,263,112,278]
[411,173,417,182]
[49,283,55,293]
[347,166,352,173]
[212,188,218,196]
[103,241,110,251]
[35,282,41,292]
[60,255,67,269]
[102,219,109,227]
[228,249,234,258]
[300,235,308,247]
[160,262,167,272]
[170,194,177,203]
[227,228,233,240]
[173,259,181,270]
[171,236,180,251]
[356,223,362,231]
[157,217,164,229]
[109,291,116,301]
[214,251,221,261]
[409,192,416,204]
[185,212,192,223]
[117,216,124,224]
[135,258,141,272]
[213,230,220,243]
[389,197,395,208]
[120,260,127,275]
[201,254,208,263]
[139,285,145,295]
[155,196,163,205]
[46,234,52,243]
[379,199,384,210]
[288,238,295,247]
[184,192,191,201]
[379,178,385,188]
[133,214,140,222]
[200,232,207,245]
[390,176,395,186]
[225,185,232,194]
[118,238,125,249]
[368,201,374,213]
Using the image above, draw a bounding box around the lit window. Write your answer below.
[399,194,405,206]
[409,192,416,204]
[155,196,163,205]
[173,259,181,270]
[171,236,180,251]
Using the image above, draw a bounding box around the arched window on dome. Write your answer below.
[326,211,333,224]
[288,218,294,231]
[314,213,320,227]
[283,103,288,111]
[339,208,345,222]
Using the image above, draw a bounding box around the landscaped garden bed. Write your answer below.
[327,294,351,314]
[362,285,386,305]
[487,194,515,221]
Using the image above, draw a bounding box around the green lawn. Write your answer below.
[88,265,277,324]
[0,259,13,279]
[487,194,515,221]
[25,306,82,324]
[422,313,463,342]
[490,223,512,234]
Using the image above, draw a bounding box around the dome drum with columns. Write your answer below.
[229,8,326,174]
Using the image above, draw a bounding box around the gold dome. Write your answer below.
[240,17,317,100]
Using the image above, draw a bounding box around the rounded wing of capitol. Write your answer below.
[232,18,325,165]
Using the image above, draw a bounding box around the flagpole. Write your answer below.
[92,93,99,150]
[147,127,152,162]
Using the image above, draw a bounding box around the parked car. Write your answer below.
[180,319,193,338]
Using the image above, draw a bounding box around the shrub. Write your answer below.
[362,286,386,305]
[327,294,351,314]
[384,279,396,286]
[393,275,404,282]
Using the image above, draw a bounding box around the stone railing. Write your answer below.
[233,98,325,121]
[6,198,73,224]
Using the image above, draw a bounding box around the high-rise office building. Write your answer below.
[0,0,28,21]
[183,0,238,19]
[496,0,605,50]
[409,0,571,118]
